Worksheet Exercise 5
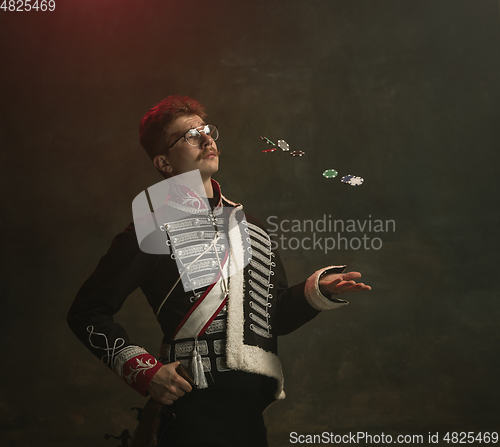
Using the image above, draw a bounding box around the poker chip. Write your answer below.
[277,140,289,151]
[341,175,364,186]
[323,169,338,178]
[259,136,304,157]
[260,136,276,147]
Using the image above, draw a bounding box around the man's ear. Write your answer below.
[153,154,172,175]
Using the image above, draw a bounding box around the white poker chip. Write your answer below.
[277,139,289,151]
[341,175,364,186]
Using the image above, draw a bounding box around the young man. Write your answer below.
[67,95,371,447]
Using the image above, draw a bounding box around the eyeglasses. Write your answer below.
[165,124,219,151]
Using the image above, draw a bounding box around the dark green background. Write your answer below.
[1,1,499,445]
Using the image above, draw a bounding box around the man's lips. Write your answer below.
[202,151,217,159]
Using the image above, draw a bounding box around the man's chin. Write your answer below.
[199,163,219,179]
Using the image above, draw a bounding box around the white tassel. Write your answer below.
[195,349,208,389]
[191,341,208,389]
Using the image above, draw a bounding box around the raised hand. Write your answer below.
[319,271,371,296]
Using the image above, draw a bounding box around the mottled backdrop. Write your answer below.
[1,1,499,446]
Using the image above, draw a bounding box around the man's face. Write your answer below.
[159,114,219,180]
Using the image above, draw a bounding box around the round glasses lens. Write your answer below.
[185,129,201,147]
[206,125,219,141]
[184,125,219,147]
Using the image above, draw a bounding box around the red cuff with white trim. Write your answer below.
[122,353,163,396]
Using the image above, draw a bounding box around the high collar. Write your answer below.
[165,177,224,215]
[210,178,223,209]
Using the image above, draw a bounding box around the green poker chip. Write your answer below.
[323,169,338,178]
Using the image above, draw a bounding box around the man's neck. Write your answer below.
[203,177,214,198]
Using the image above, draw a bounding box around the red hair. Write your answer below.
[139,95,207,160]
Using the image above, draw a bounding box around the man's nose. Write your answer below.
[199,132,213,147]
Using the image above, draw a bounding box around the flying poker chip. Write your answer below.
[341,175,364,186]
[322,169,338,178]
[289,150,305,157]
[277,139,289,151]
[260,136,276,147]
[259,136,303,157]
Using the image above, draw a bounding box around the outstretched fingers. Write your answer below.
[337,281,371,293]
[341,271,362,281]
[320,271,371,296]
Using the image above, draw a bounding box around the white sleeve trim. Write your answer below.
[304,265,350,311]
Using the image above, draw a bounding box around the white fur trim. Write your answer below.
[225,205,286,400]
[304,266,350,311]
